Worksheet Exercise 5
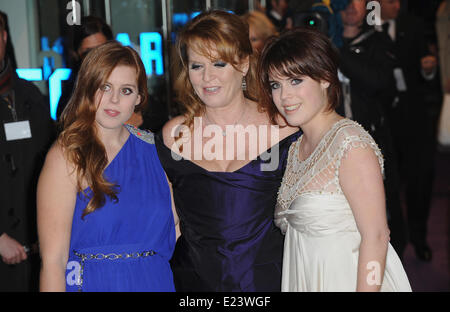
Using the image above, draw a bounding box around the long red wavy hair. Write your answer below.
[58,41,148,218]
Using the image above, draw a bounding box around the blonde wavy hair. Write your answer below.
[241,11,278,49]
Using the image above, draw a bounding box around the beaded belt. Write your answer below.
[72,249,157,292]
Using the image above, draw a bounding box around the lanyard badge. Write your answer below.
[2,92,33,141]
[4,120,32,141]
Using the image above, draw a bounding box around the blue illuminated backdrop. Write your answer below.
[16,32,165,120]
[16,10,233,120]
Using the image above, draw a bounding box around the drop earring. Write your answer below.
[242,76,247,91]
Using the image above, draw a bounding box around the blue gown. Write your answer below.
[155,130,301,291]
[65,125,175,292]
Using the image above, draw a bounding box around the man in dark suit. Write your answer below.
[338,0,406,259]
[265,0,293,32]
[376,0,438,262]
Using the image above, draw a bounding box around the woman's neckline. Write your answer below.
[80,125,132,193]
[296,118,348,163]
[159,128,301,174]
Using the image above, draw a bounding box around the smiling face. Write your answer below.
[95,65,141,131]
[269,73,330,127]
[187,46,248,110]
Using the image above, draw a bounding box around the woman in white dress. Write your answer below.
[257,28,412,292]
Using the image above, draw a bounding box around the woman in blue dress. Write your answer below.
[37,41,177,292]
[157,10,300,291]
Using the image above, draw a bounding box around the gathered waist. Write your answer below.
[276,194,359,236]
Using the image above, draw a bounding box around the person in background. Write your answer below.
[375,0,438,262]
[337,0,407,259]
[265,0,293,32]
[0,13,56,291]
[241,11,278,54]
[0,11,17,70]
[437,0,450,94]
[38,41,177,292]
[56,16,113,121]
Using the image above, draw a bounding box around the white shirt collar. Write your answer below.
[376,19,396,41]
[269,10,282,21]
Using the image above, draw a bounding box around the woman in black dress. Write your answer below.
[156,10,300,291]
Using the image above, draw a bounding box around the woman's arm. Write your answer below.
[37,143,77,292]
[339,146,390,292]
[165,174,180,241]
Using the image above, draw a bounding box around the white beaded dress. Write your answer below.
[275,119,411,292]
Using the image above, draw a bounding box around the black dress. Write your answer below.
[155,130,301,291]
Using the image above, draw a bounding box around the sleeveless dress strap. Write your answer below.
[125,124,155,144]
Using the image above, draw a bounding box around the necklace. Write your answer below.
[204,104,247,136]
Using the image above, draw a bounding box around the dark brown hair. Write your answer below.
[0,14,5,31]
[73,16,113,53]
[59,41,148,218]
[258,28,341,124]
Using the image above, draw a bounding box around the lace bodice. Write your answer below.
[275,119,384,234]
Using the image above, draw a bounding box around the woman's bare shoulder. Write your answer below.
[42,141,78,186]
[45,141,67,168]
[162,115,187,146]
